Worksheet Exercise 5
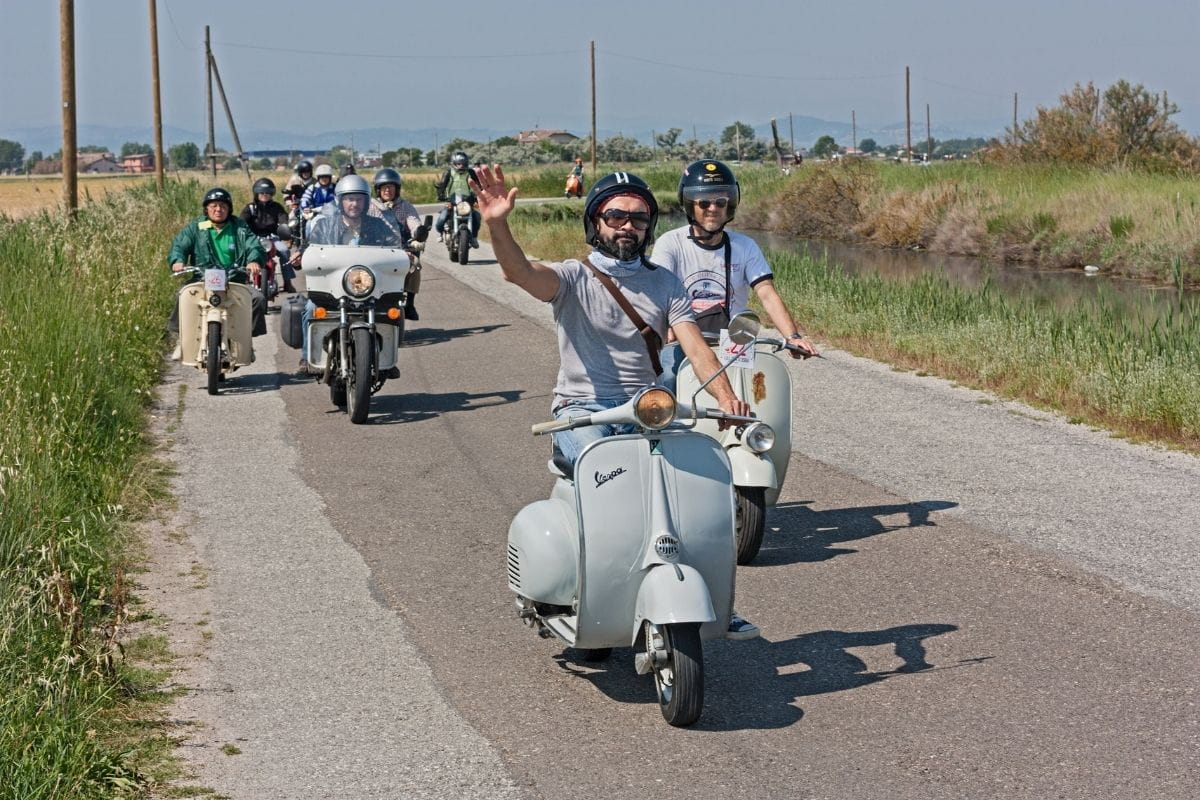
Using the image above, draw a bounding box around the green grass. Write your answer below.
[0,181,194,798]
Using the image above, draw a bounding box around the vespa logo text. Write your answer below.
[594,467,627,489]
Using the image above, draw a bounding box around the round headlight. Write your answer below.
[634,387,676,430]
[741,422,775,453]
[342,266,376,298]
[456,200,473,216]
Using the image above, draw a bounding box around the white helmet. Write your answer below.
[314,163,335,179]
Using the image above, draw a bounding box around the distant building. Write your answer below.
[517,129,579,146]
[82,157,123,174]
[78,151,116,168]
[122,153,155,173]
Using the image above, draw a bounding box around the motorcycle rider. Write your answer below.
[472,165,760,639]
[297,175,404,372]
[167,187,267,357]
[370,168,424,320]
[566,157,584,196]
[239,177,297,293]
[434,151,481,247]
[285,159,314,193]
[300,163,337,213]
[651,160,818,391]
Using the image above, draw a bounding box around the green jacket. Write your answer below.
[167,215,265,282]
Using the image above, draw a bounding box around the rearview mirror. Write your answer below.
[727,312,761,346]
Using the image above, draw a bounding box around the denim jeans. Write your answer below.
[659,343,685,394]
[434,207,481,237]
[552,398,637,467]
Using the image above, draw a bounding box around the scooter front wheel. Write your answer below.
[645,621,703,727]
[735,486,767,564]
[205,321,222,396]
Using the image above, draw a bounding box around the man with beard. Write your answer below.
[473,165,761,639]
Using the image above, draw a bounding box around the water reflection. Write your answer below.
[747,230,1194,323]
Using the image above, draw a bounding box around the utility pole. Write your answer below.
[651,129,657,162]
[788,112,795,155]
[148,0,164,191]
[852,110,857,153]
[905,66,912,163]
[589,41,597,175]
[926,103,932,161]
[60,0,77,215]
[1012,92,1018,141]
[205,26,216,176]
[735,126,741,161]
[208,51,251,185]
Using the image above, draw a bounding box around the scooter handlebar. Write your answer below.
[531,417,579,436]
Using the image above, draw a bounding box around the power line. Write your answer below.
[160,1,195,51]
[212,40,577,61]
[912,73,1012,99]
[598,49,901,83]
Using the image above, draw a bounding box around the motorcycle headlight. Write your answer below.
[740,422,775,454]
[342,266,376,298]
[456,200,473,216]
[634,387,676,430]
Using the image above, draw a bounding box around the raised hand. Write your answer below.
[470,164,518,224]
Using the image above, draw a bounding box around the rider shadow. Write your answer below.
[366,387,525,425]
[209,371,285,395]
[754,499,959,567]
[399,323,509,349]
[557,622,977,731]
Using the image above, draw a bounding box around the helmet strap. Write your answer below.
[688,221,727,245]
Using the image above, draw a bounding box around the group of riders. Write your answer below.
[167,154,818,639]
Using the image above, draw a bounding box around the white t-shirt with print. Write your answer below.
[650,227,774,316]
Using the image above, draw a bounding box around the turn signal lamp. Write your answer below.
[313,307,328,320]
[386,307,401,320]
[634,387,676,430]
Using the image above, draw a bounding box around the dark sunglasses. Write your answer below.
[695,197,730,210]
[599,209,652,230]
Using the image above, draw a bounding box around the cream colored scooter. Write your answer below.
[676,312,808,563]
[176,266,255,395]
[507,315,771,727]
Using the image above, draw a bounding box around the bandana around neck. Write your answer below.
[588,249,643,277]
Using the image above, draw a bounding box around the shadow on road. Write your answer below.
[209,371,284,395]
[556,622,976,731]
[400,323,510,349]
[753,499,959,566]
[366,388,526,425]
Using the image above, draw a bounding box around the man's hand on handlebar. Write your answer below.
[171,261,186,273]
[716,396,752,430]
[247,262,261,279]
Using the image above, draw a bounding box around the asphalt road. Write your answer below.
[161,238,1200,799]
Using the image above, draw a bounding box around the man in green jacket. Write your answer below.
[168,187,267,341]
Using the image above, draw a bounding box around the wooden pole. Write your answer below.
[1012,92,1018,141]
[205,26,216,176]
[788,112,794,155]
[926,103,933,160]
[590,41,597,175]
[59,0,77,215]
[852,109,857,153]
[148,0,164,191]
[208,52,252,185]
[905,66,912,163]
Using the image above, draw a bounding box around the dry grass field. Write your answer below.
[0,173,159,218]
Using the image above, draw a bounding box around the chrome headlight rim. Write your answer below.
[633,386,677,430]
[741,421,775,453]
[342,265,376,298]
[456,200,473,216]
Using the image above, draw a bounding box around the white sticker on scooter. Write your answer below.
[203,268,227,292]
[718,329,755,369]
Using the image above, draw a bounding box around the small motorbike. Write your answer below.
[676,313,807,563]
[507,314,770,727]
[565,173,583,198]
[255,237,281,305]
[442,192,475,266]
[298,242,410,424]
[175,265,255,395]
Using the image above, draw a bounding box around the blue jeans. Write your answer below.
[552,398,637,467]
[659,343,685,394]
[435,207,481,237]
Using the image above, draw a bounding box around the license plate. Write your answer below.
[204,268,227,291]
[718,329,756,369]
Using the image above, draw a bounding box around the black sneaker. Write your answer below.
[282,281,296,293]
[404,303,419,321]
[726,611,760,640]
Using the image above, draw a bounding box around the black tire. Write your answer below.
[735,486,767,565]
[446,232,457,262]
[457,226,471,265]
[651,622,704,727]
[205,321,221,396]
[330,380,346,408]
[574,647,612,663]
[347,327,373,424]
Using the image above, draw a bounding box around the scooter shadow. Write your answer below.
[365,388,526,425]
[752,499,959,567]
[206,370,285,395]
[400,323,509,349]
[556,622,978,731]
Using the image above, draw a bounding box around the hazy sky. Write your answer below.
[2,0,1198,142]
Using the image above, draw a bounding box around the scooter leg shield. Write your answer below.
[507,499,578,606]
[727,447,778,489]
[631,564,715,646]
[177,285,207,366]
[222,284,255,367]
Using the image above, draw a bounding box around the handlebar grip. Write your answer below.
[531,418,575,436]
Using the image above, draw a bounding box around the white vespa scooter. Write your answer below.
[507,315,772,727]
[676,313,808,563]
[176,265,255,396]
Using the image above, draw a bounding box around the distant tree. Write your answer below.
[858,138,877,154]
[720,121,756,146]
[120,141,152,157]
[78,145,108,154]
[492,136,518,147]
[273,156,290,169]
[168,142,201,169]
[25,150,44,172]
[0,139,25,171]
[1104,79,1177,161]
[811,135,839,159]
[425,149,437,166]
[326,145,353,168]
[381,150,399,167]
[223,156,241,171]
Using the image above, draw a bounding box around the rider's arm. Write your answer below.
[673,320,749,419]
[167,223,197,271]
[434,170,449,202]
[752,278,818,356]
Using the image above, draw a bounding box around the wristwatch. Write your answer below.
[788,332,806,341]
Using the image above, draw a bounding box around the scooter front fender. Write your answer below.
[727,446,778,490]
[631,564,715,646]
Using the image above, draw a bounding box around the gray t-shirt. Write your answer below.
[548,257,694,407]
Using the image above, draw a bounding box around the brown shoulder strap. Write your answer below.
[583,258,663,376]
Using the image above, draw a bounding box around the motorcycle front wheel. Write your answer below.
[735,486,767,564]
[205,321,222,396]
[346,327,373,424]
[457,227,471,265]
[646,621,703,727]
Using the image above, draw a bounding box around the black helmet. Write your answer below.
[252,177,276,196]
[372,168,402,195]
[451,151,469,169]
[679,159,740,226]
[202,186,233,212]
[583,171,659,257]
[296,159,313,174]
[341,163,356,177]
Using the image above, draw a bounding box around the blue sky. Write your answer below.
[2,0,1197,144]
